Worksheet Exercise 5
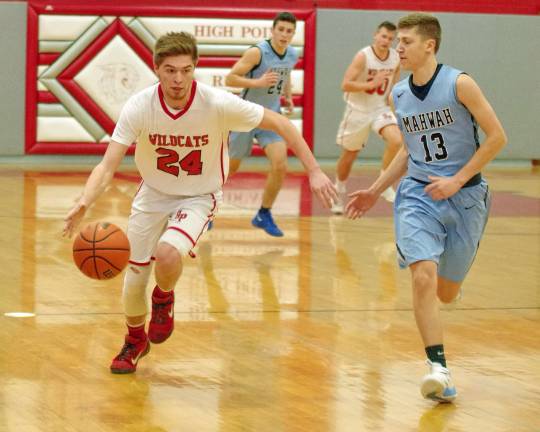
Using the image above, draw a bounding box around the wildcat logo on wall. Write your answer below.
[26,6,315,154]
[99,63,140,105]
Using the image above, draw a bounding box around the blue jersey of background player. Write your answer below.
[225,12,298,237]
[345,13,507,403]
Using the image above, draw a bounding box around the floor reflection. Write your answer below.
[0,168,539,432]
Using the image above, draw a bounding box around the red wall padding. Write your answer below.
[29,0,540,15]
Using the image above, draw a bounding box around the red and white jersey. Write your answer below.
[344,46,399,113]
[112,81,264,196]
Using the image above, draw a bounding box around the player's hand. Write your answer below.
[424,176,462,200]
[308,168,337,208]
[370,71,392,89]
[258,70,279,88]
[345,189,378,219]
[63,202,87,238]
[283,97,294,115]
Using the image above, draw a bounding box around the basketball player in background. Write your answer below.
[225,12,298,237]
[332,21,403,214]
[345,13,506,402]
[63,32,336,374]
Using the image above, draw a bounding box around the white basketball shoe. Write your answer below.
[421,360,457,403]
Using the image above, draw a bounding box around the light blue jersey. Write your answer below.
[392,64,480,184]
[241,39,298,112]
[229,40,298,159]
[391,64,490,282]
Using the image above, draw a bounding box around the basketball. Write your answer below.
[72,222,131,280]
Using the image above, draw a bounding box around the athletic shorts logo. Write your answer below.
[174,210,188,221]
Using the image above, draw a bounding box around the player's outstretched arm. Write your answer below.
[225,47,277,89]
[424,74,507,201]
[345,146,408,219]
[258,108,337,208]
[63,141,128,238]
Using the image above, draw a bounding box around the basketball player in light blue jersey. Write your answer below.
[345,13,507,402]
[225,12,299,237]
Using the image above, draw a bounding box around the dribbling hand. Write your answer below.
[63,203,87,238]
[345,189,378,219]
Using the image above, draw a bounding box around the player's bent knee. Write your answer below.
[411,263,438,294]
[154,240,184,267]
[157,232,192,262]
[122,265,152,316]
[438,291,457,304]
[340,149,360,162]
[437,278,462,303]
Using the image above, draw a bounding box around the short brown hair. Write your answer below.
[398,13,441,53]
[377,21,396,32]
[154,32,198,66]
[273,11,296,28]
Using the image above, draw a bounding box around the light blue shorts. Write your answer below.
[229,128,283,159]
[394,176,491,282]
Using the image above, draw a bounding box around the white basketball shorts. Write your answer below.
[127,182,221,265]
[336,106,397,151]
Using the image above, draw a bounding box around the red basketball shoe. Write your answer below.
[148,286,175,344]
[110,334,150,374]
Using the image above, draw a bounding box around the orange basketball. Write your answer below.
[72,222,130,280]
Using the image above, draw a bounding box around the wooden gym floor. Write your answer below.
[0,165,538,432]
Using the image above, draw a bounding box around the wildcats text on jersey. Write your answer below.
[401,107,455,134]
[149,134,209,147]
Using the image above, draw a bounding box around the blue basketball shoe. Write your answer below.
[251,209,283,237]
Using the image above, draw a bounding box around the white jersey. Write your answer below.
[112,81,264,196]
[344,46,399,113]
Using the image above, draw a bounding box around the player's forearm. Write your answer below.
[341,80,374,93]
[453,131,507,186]
[258,109,319,170]
[225,74,261,89]
[261,110,318,172]
[281,122,319,172]
[368,147,408,195]
[78,163,115,208]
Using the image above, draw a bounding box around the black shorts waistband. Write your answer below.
[411,172,482,188]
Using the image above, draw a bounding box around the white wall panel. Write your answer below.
[38,15,98,41]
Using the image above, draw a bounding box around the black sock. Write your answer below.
[425,344,447,367]
[259,207,270,214]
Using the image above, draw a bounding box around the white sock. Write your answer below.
[335,179,347,193]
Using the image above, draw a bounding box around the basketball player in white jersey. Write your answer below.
[62,32,336,374]
[332,21,403,214]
